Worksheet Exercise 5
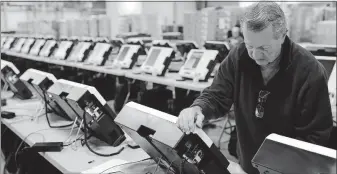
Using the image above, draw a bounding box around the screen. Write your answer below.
[117,46,130,61]
[185,52,204,69]
[55,41,72,58]
[318,59,336,77]
[145,48,161,66]
[70,43,84,58]
[22,39,35,53]
[13,39,26,51]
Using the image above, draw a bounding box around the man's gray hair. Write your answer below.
[240,1,288,39]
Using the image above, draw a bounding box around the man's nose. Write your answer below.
[252,49,263,59]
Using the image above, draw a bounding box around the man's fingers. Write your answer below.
[195,114,204,128]
[187,110,196,134]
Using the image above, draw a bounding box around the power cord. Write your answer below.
[218,110,235,149]
[180,159,186,174]
[42,91,73,128]
[98,158,152,174]
[82,111,124,157]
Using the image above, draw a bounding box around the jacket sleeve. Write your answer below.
[190,50,236,119]
[295,64,333,146]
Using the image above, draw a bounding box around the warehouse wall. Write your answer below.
[1,7,82,31]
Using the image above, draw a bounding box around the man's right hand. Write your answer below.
[176,106,205,134]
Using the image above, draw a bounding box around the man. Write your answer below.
[177,2,333,174]
[228,25,244,48]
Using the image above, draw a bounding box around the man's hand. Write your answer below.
[177,106,205,134]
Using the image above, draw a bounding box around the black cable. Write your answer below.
[153,156,162,174]
[4,151,14,174]
[165,159,177,174]
[82,110,124,157]
[224,119,234,135]
[63,135,85,147]
[42,91,73,128]
[180,159,186,174]
[217,114,236,149]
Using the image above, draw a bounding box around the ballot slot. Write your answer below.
[19,69,70,120]
[29,39,47,56]
[85,42,113,66]
[252,133,336,174]
[52,40,75,60]
[140,46,175,76]
[114,102,231,174]
[11,37,27,52]
[67,41,93,62]
[21,38,36,54]
[3,37,16,50]
[111,44,141,69]
[178,49,218,82]
[1,60,33,100]
[39,39,58,57]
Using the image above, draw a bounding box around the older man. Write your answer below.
[177,1,333,174]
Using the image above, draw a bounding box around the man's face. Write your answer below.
[242,24,284,66]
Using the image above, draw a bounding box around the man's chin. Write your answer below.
[255,60,268,66]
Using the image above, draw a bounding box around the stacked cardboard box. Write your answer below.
[215,6,243,41]
[183,12,198,41]
[142,14,163,39]
[195,7,217,46]
[130,15,143,33]
[118,16,131,34]
[98,15,111,37]
[288,5,328,43]
[314,20,336,45]
[67,19,76,37]
[323,7,336,20]
[89,16,99,37]
[58,20,68,37]
[82,18,90,37]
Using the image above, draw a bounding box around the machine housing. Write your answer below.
[53,40,75,60]
[115,102,231,174]
[1,60,33,99]
[29,39,47,56]
[19,69,70,120]
[85,42,113,66]
[64,83,126,146]
[252,133,336,174]
[113,44,141,69]
[179,49,218,82]
[141,47,175,76]
[67,41,94,62]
